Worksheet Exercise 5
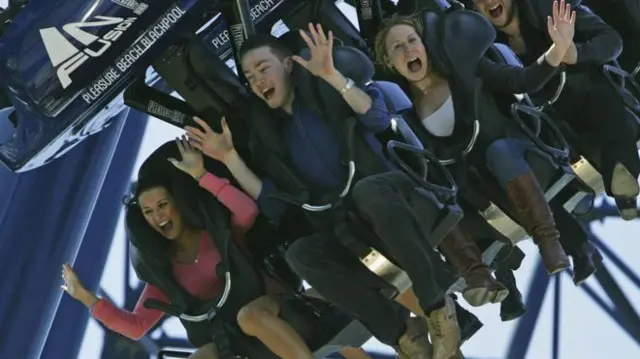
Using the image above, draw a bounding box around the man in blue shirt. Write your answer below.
[186,24,493,359]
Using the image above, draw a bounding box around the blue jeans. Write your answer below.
[485,138,536,188]
[484,137,589,255]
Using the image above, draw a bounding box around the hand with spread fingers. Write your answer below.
[547,0,576,54]
[184,117,235,163]
[168,135,207,180]
[292,23,336,79]
[61,263,99,308]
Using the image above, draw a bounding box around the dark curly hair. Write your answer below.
[124,173,174,207]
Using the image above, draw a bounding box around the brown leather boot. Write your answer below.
[505,172,570,274]
[439,227,509,306]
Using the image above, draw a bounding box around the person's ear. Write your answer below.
[284,56,293,73]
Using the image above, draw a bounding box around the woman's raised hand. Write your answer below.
[168,135,207,180]
[61,263,99,308]
[547,0,576,53]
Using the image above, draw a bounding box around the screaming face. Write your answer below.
[473,0,516,28]
[241,46,294,110]
[384,24,429,83]
[139,186,185,240]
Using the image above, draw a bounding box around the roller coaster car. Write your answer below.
[130,34,468,359]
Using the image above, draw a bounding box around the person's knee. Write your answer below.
[352,175,393,213]
[237,296,279,335]
[284,237,320,275]
[486,139,514,166]
[352,177,382,208]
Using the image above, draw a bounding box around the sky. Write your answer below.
[1,0,638,358]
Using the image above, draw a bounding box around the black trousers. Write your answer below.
[285,232,409,346]
[351,171,458,309]
[553,73,640,196]
[550,199,591,256]
[285,171,457,345]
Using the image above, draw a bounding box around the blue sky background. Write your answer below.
[2,0,638,357]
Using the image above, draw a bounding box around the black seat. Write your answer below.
[133,142,356,359]
[279,0,369,53]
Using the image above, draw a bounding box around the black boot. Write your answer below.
[495,268,526,322]
[452,295,484,343]
[572,242,603,286]
[611,163,639,221]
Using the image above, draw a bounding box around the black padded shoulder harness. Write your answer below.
[126,143,265,353]
[421,9,496,93]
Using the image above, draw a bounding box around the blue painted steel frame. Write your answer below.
[507,203,640,359]
[40,109,149,359]
[0,108,130,359]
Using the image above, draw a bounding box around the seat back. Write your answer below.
[280,0,368,52]
[152,37,248,132]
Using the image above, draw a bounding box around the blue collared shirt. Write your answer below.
[257,84,394,222]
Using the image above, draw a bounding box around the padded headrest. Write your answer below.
[294,45,374,91]
[489,43,524,68]
[375,80,413,113]
[278,29,345,55]
[420,9,496,89]
[294,45,374,120]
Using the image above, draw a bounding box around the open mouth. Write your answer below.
[159,220,173,234]
[262,87,276,100]
[488,4,503,18]
[407,57,423,73]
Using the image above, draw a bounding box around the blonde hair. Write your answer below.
[373,14,424,71]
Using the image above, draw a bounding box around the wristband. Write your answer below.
[340,77,355,95]
[194,171,207,182]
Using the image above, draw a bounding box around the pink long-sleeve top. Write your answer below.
[91,172,262,340]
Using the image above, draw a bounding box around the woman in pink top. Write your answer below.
[61,136,316,359]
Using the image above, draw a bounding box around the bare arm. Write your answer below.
[222,149,288,223]
[323,70,375,115]
[222,149,263,200]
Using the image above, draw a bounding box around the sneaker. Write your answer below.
[425,296,461,359]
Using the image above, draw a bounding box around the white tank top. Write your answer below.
[420,96,455,137]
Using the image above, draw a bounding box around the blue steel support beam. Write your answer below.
[506,260,551,359]
[40,110,149,359]
[592,263,640,344]
[552,275,561,359]
[592,237,640,289]
[0,109,131,359]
